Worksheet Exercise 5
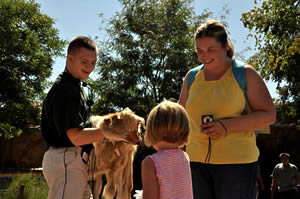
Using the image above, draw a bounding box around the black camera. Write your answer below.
[202,115,214,124]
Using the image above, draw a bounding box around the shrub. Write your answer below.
[3,174,48,199]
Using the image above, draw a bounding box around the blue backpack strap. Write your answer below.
[232,59,248,114]
[188,65,203,89]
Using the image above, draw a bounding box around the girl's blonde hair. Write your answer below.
[145,100,190,147]
[194,19,234,58]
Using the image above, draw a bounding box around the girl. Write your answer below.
[141,100,193,199]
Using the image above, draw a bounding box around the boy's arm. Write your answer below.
[66,127,104,146]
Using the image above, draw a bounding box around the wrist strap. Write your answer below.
[218,120,227,133]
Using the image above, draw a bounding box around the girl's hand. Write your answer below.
[201,120,227,137]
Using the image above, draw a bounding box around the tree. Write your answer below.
[0,0,66,138]
[91,0,231,194]
[92,0,214,117]
[241,0,300,122]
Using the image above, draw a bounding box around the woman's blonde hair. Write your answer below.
[145,100,190,147]
[194,19,234,58]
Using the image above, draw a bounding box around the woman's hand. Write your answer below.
[201,120,227,137]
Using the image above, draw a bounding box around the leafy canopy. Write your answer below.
[0,0,66,138]
[92,0,215,117]
[241,0,300,121]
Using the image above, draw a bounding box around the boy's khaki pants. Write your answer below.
[42,147,91,199]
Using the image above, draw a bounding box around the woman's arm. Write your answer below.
[222,65,276,132]
[202,65,276,136]
[142,156,159,199]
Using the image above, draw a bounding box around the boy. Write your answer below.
[41,36,109,199]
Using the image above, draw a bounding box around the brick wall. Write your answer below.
[0,127,47,168]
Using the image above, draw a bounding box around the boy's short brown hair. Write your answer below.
[67,36,98,55]
[145,100,190,147]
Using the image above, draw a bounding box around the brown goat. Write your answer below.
[88,108,144,199]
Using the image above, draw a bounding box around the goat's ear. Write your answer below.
[112,114,121,121]
[104,118,111,126]
[123,107,132,112]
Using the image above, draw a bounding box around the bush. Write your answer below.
[3,174,48,199]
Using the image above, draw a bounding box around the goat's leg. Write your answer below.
[103,172,116,199]
[123,154,134,199]
[115,165,132,199]
[125,161,134,199]
[113,169,124,199]
[92,174,103,199]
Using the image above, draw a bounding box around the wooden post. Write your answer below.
[18,184,25,199]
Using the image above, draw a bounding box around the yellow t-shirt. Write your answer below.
[185,65,259,164]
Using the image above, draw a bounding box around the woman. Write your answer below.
[179,20,276,199]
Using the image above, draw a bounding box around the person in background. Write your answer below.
[270,153,300,199]
[141,100,193,199]
[41,36,117,199]
[179,19,276,199]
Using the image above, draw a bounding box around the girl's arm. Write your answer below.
[142,156,159,199]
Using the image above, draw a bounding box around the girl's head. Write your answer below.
[194,20,234,59]
[145,100,190,147]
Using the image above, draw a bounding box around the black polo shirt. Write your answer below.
[41,71,92,150]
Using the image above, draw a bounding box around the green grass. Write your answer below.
[2,174,48,199]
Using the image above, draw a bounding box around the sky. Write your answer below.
[35,0,278,98]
